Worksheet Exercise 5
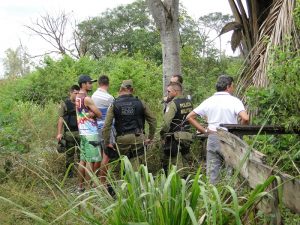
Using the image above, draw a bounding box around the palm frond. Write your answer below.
[235,0,298,98]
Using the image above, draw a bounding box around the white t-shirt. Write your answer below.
[193,92,246,131]
[91,88,114,130]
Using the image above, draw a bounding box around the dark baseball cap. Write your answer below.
[78,74,97,84]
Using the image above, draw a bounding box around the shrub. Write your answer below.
[245,40,300,174]
[0,101,57,153]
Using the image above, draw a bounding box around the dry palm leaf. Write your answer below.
[235,0,297,98]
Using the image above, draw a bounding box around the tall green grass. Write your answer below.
[0,154,283,225]
[0,100,57,153]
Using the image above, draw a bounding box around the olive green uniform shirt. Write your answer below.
[58,98,80,140]
[160,95,185,138]
[103,97,157,145]
[58,100,67,118]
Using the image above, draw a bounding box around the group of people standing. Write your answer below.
[56,73,249,193]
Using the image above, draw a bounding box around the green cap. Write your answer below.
[121,79,133,88]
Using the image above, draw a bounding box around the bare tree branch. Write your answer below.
[25,11,74,57]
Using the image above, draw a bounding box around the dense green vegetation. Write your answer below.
[0,0,300,224]
[0,50,236,154]
[245,41,300,175]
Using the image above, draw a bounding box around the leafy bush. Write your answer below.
[294,0,300,29]
[0,101,57,152]
[181,46,243,104]
[246,40,300,128]
[96,53,162,111]
[6,54,162,106]
[245,40,300,174]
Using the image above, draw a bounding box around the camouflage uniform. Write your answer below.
[58,99,80,171]
[103,94,156,170]
[160,95,193,176]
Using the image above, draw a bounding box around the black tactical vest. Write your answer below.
[113,95,145,136]
[170,98,193,133]
[63,98,78,132]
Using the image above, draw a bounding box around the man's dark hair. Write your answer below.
[70,85,80,92]
[172,74,183,84]
[98,75,109,86]
[216,75,234,92]
[168,82,183,92]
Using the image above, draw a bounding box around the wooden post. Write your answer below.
[217,129,300,214]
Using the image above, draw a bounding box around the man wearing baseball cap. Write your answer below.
[75,74,102,192]
[102,79,157,170]
[78,74,98,83]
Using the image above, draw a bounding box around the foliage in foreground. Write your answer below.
[108,158,278,225]
[1,154,295,225]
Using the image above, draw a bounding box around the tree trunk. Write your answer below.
[147,0,181,95]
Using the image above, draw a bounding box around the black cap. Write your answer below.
[78,74,97,84]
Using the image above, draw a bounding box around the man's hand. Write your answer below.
[56,134,63,141]
[87,111,96,118]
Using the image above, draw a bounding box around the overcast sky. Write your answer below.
[0,0,233,75]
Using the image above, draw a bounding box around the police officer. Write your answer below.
[162,75,183,112]
[102,80,157,170]
[56,85,80,177]
[160,82,194,176]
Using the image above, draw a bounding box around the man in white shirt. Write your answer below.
[91,75,115,185]
[187,75,249,184]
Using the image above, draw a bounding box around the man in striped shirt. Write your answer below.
[92,75,115,184]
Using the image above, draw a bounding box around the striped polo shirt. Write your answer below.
[91,88,114,130]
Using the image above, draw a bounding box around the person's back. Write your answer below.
[103,79,157,170]
[199,92,245,131]
[91,75,115,185]
[91,75,114,130]
[187,75,249,184]
[92,91,113,128]
[113,94,145,136]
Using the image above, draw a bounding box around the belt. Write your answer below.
[117,132,143,137]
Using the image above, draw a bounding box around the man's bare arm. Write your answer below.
[187,111,207,133]
[84,97,102,118]
[56,117,64,141]
[239,110,249,125]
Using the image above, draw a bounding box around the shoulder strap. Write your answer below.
[65,99,76,114]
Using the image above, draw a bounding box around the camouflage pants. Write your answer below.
[64,131,80,170]
[115,133,146,170]
[162,135,193,177]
